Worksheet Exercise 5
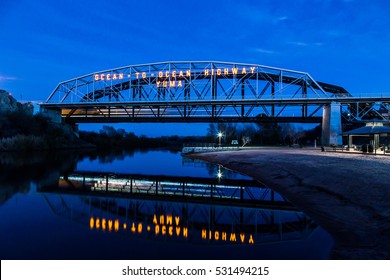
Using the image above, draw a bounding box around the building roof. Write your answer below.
[343,125,390,135]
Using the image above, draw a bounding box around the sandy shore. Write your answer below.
[185,148,390,259]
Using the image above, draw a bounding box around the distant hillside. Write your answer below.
[0,89,87,151]
[0,89,33,114]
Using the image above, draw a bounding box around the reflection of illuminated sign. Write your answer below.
[93,67,258,88]
[89,213,255,244]
[202,229,254,244]
[89,214,188,239]
[153,214,188,238]
[89,217,120,232]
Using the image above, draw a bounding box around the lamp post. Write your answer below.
[217,132,223,147]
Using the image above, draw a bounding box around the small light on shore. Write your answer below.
[217,132,223,147]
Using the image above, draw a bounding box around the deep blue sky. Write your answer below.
[1,0,390,136]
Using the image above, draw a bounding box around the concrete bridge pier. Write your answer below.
[322,102,342,146]
[40,107,62,123]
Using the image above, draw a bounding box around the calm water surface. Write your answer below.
[0,149,333,259]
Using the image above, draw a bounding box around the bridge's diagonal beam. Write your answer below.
[245,80,258,98]
[281,80,303,99]
[308,105,324,117]
[358,103,377,119]
[245,188,256,200]
[276,104,288,117]
[226,81,241,100]
[341,106,356,121]
[168,86,181,101]
[203,105,213,118]
[232,105,241,117]
[189,78,210,100]
[225,207,241,225]
[259,210,273,225]
[245,105,256,117]
[261,105,270,116]
[140,86,152,101]
[200,79,211,100]
[66,108,77,118]
[225,75,254,100]
[305,73,328,97]
[214,208,230,225]
[275,86,303,117]
[60,83,75,103]
[216,78,228,99]
[216,105,228,117]
[96,107,106,117]
[120,106,132,117]
[364,106,387,120]
[342,102,382,121]
[173,106,185,118]
[306,79,326,98]
[256,81,271,99]
[187,106,199,118]
[256,68,278,86]
[259,189,270,201]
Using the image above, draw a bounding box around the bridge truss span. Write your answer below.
[43,61,354,123]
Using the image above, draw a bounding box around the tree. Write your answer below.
[206,123,238,144]
[241,136,251,147]
[255,122,281,145]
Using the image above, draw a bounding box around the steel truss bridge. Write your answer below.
[42,61,390,124]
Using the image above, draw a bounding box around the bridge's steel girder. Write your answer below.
[42,61,389,123]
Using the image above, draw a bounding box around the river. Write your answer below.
[0,149,333,259]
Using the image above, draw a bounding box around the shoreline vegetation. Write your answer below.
[0,110,89,151]
[0,90,207,151]
[1,89,328,152]
[0,112,207,152]
[184,148,390,259]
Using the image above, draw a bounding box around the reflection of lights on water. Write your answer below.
[217,166,223,180]
[131,222,143,233]
[201,229,254,244]
[89,213,255,244]
[89,214,189,238]
[89,217,119,232]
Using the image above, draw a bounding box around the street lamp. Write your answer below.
[217,132,223,147]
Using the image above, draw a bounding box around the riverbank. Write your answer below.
[184,148,390,259]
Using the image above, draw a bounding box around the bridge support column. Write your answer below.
[348,135,353,148]
[322,102,342,146]
[40,107,62,123]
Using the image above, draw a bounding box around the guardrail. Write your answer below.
[323,144,390,155]
[182,143,240,154]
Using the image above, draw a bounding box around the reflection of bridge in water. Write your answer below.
[38,170,318,245]
[40,170,294,210]
[41,193,317,246]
